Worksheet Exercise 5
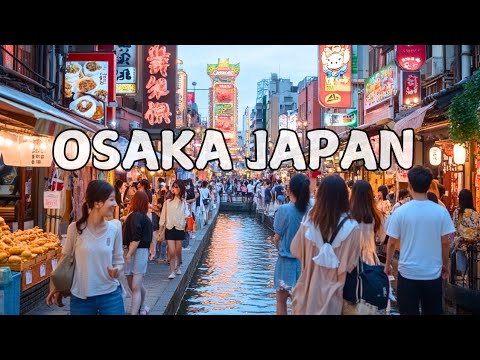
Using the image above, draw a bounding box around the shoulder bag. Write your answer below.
[343,253,390,310]
[50,229,78,296]
[158,200,168,242]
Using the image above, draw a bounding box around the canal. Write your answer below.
[178,212,276,315]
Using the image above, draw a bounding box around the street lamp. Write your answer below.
[297,119,308,148]
[194,126,202,158]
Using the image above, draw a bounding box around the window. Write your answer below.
[1,45,37,77]
[385,49,395,65]
[474,45,480,71]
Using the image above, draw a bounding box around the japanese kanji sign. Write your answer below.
[115,45,137,94]
[142,45,177,132]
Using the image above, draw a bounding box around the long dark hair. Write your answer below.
[459,189,475,215]
[350,180,382,233]
[289,173,310,213]
[309,175,349,239]
[172,179,186,199]
[76,180,114,234]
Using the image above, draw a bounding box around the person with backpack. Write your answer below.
[290,175,361,315]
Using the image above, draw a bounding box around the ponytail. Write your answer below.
[295,179,310,213]
[76,202,89,234]
[289,173,311,214]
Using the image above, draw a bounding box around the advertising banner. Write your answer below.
[318,45,352,108]
[364,63,397,110]
[142,45,177,132]
[187,91,195,108]
[279,114,288,129]
[64,53,116,124]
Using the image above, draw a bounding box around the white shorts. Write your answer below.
[124,248,149,275]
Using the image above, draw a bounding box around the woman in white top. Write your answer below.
[46,180,125,315]
[349,180,385,265]
[198,181,211,226]
[159,180,190,280]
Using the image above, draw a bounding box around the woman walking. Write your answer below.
[349,180,385,265]
[159,180,190,279]
[290,175,361,315]
[273,173,311,315]
[123,191,153,315]
[46,180,125,315]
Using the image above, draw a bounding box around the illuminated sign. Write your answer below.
[64,52,116,124]
[324,110,357,127]
[318,45,352,108]
[115,45,137,94]
[142,45,177,131]
[396,45,426,71]
[364,63,397,110]
[402,71,421,107]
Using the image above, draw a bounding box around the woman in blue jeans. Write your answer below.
[47,180,125,315]
[273,173,310,315]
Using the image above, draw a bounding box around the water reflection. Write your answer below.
[178,213,276,315]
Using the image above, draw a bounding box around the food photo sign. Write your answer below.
[63,53,116,125]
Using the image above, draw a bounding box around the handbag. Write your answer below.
[50,230,77,296]
[343,255,390,310]
[186,216,195,232]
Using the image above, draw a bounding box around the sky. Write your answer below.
[178,45,318,131]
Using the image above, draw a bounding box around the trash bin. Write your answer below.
[0,268,21,315]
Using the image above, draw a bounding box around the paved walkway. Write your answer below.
[28,207,219,315]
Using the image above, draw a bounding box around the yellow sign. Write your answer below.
[325,93,342,105]
[116,83,137,94]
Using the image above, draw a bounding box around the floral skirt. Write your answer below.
[274,256,301,294]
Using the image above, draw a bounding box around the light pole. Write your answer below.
[194,126,202,158]
[297,120,308,149]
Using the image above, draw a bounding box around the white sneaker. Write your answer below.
[168,272,176,279]
[176,267,182,275]
[183,247,191,251]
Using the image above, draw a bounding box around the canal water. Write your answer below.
[178,213,277,315]
[178,212,399,315]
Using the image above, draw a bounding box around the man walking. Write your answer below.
[384,165,455,315]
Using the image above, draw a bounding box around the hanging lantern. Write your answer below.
[453,144,466,165]
[429,146,442,166]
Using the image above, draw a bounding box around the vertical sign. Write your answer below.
[176,70,187,128]
[115,45,137,94]
[318,45,352,108]
[142,45,177,133]
[402,71,421,107]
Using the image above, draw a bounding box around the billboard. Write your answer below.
[142,45,177,132]
[324,110,357,127]
[279,114,288,129]
[318,45,352,108]
[364,63,397,110]
[187,91,195,108]
[115,45,137,94]
[64,52,116,124]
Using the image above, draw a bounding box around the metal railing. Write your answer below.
[450,244,479,290]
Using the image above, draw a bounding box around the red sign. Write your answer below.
[318,45,352,108]
[187,92,195,107]
[402,71,421,107]
[64,52,116,125]
[142,45,177,132]
[396,45,426,71]
[214,83,234,102]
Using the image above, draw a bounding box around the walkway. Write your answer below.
[28,206,219,315]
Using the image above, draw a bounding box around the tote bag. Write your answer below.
[50,231,77,296]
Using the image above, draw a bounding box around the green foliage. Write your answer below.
[448,72,480,143]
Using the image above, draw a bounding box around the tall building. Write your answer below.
[207,58,240,159]
[256,73,298,144]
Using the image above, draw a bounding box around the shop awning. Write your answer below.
[393,102,436,135]
[0,84,103,136]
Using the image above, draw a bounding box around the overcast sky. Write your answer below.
[178,45,318,130]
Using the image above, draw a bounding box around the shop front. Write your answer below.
[0,83,103,313]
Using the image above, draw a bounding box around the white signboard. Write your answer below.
[44,191,61,209]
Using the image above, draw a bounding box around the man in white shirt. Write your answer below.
[385,165,455,315]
